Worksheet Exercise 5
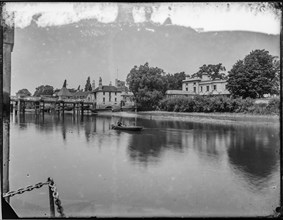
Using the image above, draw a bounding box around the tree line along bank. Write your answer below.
[126,49,279,114]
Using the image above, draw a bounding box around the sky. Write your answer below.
[4,2,281,34]
[2,2,281,95]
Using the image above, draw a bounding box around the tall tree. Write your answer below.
[62,79,67,88]
[84,76,92,91]
[126,62,168,110]
[192,63,227,80]
[226,49,279,98]
[33,85,54,97]
[166,72,186,90]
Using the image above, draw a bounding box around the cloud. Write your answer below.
[3,2,118,28]
[3,2,281,34]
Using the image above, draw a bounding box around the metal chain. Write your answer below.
[3,181,49,198]
[3,178,66,218]
[48,179,65,217]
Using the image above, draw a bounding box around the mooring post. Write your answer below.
[47,177,55,217]
[2,16,14,204]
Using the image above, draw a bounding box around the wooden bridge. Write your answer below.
[10,96,95,115]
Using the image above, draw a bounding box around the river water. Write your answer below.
[8,113,280,217]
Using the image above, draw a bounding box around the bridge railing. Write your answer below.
[10,96,94,105]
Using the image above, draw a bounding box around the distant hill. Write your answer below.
[12,20,279,94]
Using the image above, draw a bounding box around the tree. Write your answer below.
[126,62,168,110]
[33,85,54,97]
[226,49,279,98]
[16,88,31,97]
[166,72,186,90]
[62,79,67,88]
[84,76,92,91]
[192,63,227,80]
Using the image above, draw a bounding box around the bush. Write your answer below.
[266,97,280,115]
[159,95,279,114]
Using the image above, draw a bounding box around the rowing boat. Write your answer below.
[111,124,143,131]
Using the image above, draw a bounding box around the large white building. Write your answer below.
[182,73,230,95]
[166,73,230,98]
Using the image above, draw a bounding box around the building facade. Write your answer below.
[121,91,135,108]
[91,77,123,109]
[182,73,230,96]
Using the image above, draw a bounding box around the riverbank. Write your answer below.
[97,111,280,126]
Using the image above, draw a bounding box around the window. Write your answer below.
[206,86,209,92]
[186,88,188,91]
[193,87,196,93]
[103,92,105,95]
[115,98,117,102]
[186,83,188,86]
[200,86,203,92]
[103,97,105,103]
[193,82,196,85]
[115,92,117,96]
[214,85,217,90]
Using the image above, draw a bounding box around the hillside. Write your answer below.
[12,20,280,94]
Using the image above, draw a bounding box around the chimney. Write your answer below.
[99,77,102,90]
[92,80,95,91]
[202,72,210,81]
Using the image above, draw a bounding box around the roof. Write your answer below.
[57,87,73,97]
[93,85,122,92]
[166,90,195,95]
[183,78,201,82]
[121,91,134,96]
[73,90,91,97]
[199,80,227,85]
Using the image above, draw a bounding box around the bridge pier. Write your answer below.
[41,101,45,115]
[80,102,84,116]
[62,102,65,115]
[35,101,40,114]
[17,99,21,114]
[73,103,76,115]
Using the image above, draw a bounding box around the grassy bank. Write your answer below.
[96,110,280,126]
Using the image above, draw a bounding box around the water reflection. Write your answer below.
[227,127,279,191]
[10,113,280,216]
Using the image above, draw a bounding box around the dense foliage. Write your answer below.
[166,72,186,90]
[62,79,67,88]
[192,63,227,80]
[84,76,92,92]
[226,50,279,98]
[159,96,279,115]
[126,63,168,110]
[33,85,54,97]
[126,63,187,110]
[16,88,31,97]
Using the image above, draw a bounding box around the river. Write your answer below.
[8,112,280,217]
